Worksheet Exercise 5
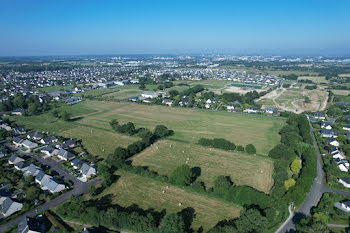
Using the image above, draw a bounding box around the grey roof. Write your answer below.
[9,155,24,164]
[57,149,74,160]
[80,163,96,176]
[340,177,350,184]
[35,171,47,182]
[314,112,325,117]
[28,132,43,139]
[321,129,338,136]
[14,161,28,170]
[41,136,57,144]
[1,197,14,215]
[41,146,55,153]
[13,137,24,144]
[63,139,76,148]
[18,217,45,233]
[71,158,82,167]
[25,164,41,176]
[41,178,60,192]
[22,140,38,149]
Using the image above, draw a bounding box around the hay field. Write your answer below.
[97,170,242,232]
[132,140,274,193]
[298,76,327,84]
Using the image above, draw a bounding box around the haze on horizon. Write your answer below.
[1,0,350,56]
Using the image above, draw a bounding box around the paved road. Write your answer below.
[0,147,101,232]
[276,122,350,233]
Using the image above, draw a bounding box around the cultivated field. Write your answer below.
[298,76,327,84]
[331,90,350,96]
[97,170,242,232]
[132,140,274,193]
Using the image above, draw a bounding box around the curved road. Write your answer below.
[276,122,350,233]
[0,147,101,232]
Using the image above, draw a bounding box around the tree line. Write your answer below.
[198,138,256,154]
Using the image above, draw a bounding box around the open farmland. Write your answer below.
[298,76,327,84]
[132,140,274,193]
[10,100,284,157]
[96,170,242,232]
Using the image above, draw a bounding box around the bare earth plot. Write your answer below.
[132,140,274,193]
[257,87,328,113]
[97,170,242,232]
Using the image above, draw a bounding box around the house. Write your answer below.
[71,158,83,169]
[321,129,338,138]
[205,103,211,109]
[314,112,325,120]
[11,108,25,116]
[14,161,29,171]
[27,132,44,141]
[336,160,350,172]
[340,201,350,212]
[35,171,52,185]
[329,147,339,155]
[162,99,173,106]
[226,105,235,111]
[328,138,340,147]
[321,122,332,130]
[264,108,277,114]
[343,125,350,131]
[24,164,41,177]
[332,152,345,160]
[57,149,74,161]
[130,79,139,84]
[0,196,23,217]
[347,132,350,139]
[179,99,189,106]
[8,155,24,165]
[206,99,215,104]
[339,177,350,188]
[0,148,6,158]
[13,137,24,147]
[65,96,83,105]
[0,123,12,131]
[336,102,349,106]
[41,178,65,193]
[21,140,38,150]
[18,216,45,233]
[40,146,56,157]
[80,163,97,179]
[128,96,139,102]
[40,136,58,145]
[62,139,77,149]
[142,92,158,99]
[244,107,259,113]
[13,126,26,135]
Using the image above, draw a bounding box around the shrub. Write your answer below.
[198,138,236,151]
[237,145,244,152]
[245,144,256,154]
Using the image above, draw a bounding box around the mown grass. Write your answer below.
[132,140,274,193]
[95,170,242,232]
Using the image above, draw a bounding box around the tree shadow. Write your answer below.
[179,207,196,233]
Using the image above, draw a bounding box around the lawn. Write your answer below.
[96,170,242,232]
[132,140,274,193]
[10,100,284,158]
[331,90,350,96]
[298,76,327,84]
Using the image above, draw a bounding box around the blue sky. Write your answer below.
[1,0,350,56]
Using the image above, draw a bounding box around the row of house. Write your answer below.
[8,155,66,193]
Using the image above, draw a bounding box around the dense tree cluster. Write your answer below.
[0,94,50,115]
[198,138,236,151]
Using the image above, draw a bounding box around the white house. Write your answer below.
[205,103,211,109]
[339,177,350,188]
[21,140,38,150]
[328,138,340,147]
[314,112,325,120]
[80,163,97,179]
[333,152,345,160]
[141,92,158,99]
[41,178,65,193]
[8,155,24,165]
[321,122,332,130]
[343,125,350,131]
[244,107,259,113]
[0,196,23,217]
[226,105,235,111]
[162,99,173,106]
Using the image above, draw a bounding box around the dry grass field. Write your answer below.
[132,140,274,193]
[331,90,350,96]
[97,170,242,232]
[298,76,327,84]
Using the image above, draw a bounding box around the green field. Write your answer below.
[298,76,327,84]
[10,99,285,231]
[95,170,242,232]
[132,140,274,193]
